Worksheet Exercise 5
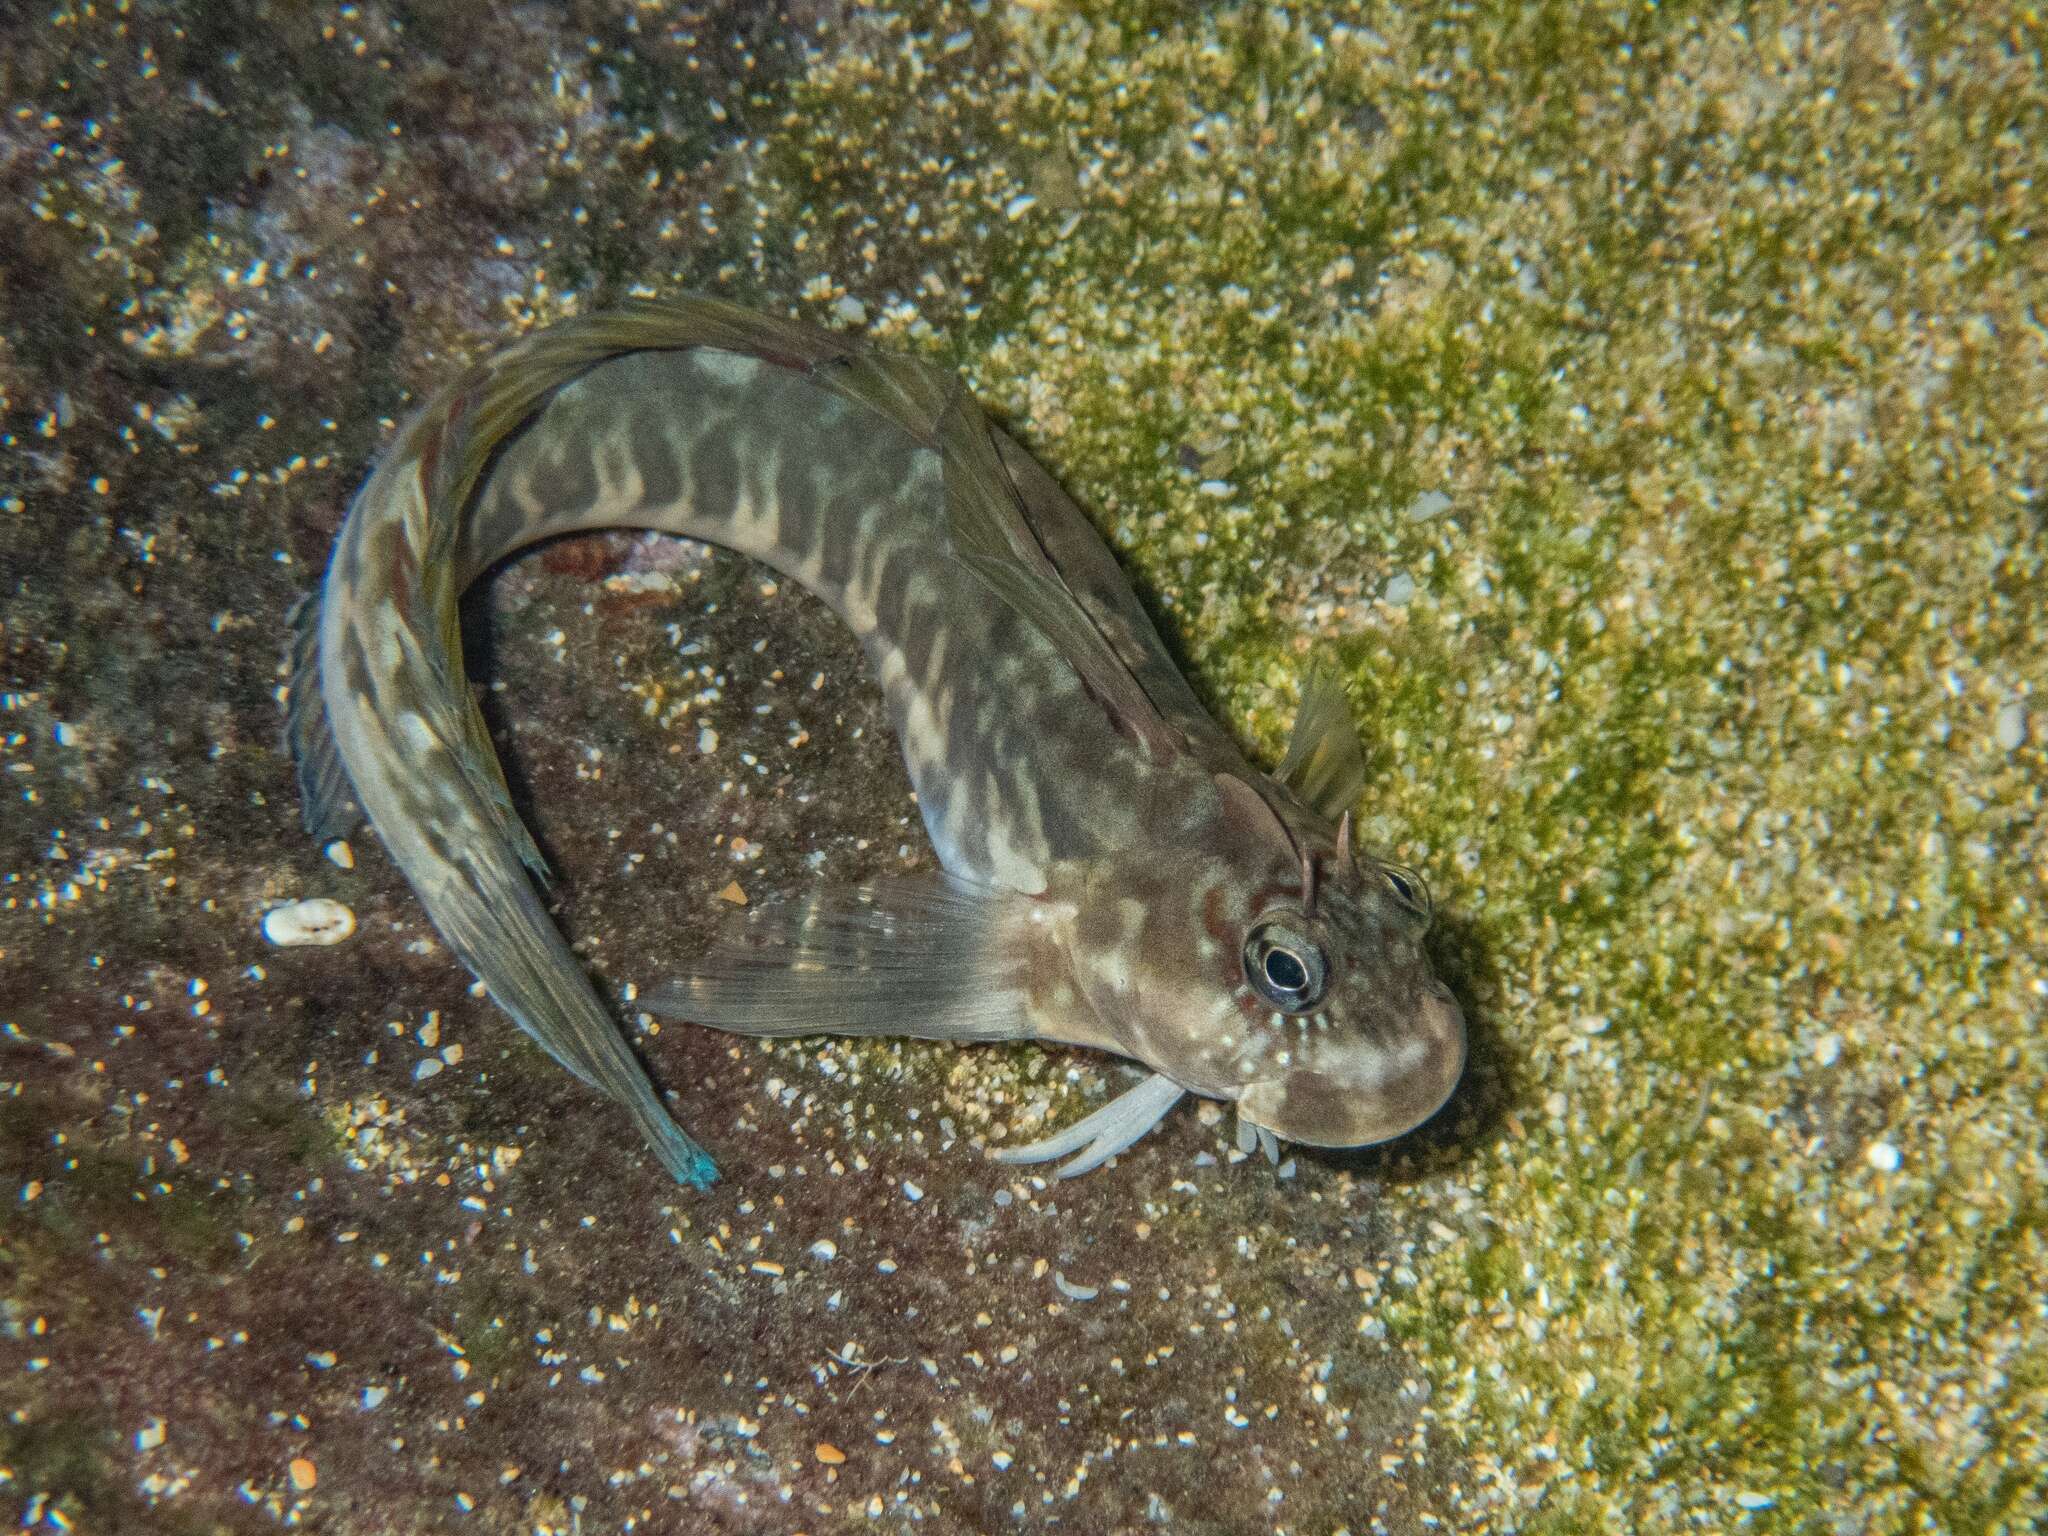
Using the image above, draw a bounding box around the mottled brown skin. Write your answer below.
[1041,787,1466,1149]
[288,299,1465,1185]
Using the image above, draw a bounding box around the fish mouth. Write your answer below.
[1239,987,1467,1149]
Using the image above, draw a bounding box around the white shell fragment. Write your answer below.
[262,898,357,947]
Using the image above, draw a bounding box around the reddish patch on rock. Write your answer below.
[539,530,637,580]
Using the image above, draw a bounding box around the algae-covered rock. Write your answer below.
[1,3,2041,1533]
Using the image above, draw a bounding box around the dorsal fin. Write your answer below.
[428,299,864,549]
[1275,668,1367,822]
[794,340,1185,757]
[934,387,1182,755]
[422,299,1185,761]
[992,432,1254,778]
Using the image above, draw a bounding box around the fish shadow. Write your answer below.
[1316,907,1520,1184]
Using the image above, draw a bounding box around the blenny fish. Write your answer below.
[286,299,1465,1188]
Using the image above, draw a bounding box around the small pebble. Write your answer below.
[1054,1271,1098,1302]
[815,1442,847,1466]
[1405,489,1453,520]
[1994,700,2027,752]
[1865,1141,1901,1173]
[324,840,355,870]
[809,1239,838,1262]
[697,724,719,753]
[718,880,748,905]
[262,898,356,947]
[289,1457,317,1492]
[902,1179,924,1202]
[414,1058,444,1082]
[1383,572,1416,606]
[361,1386,388,1410]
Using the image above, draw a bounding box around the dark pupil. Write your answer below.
[1264,948,1309,993]
[1388,872,1413,902]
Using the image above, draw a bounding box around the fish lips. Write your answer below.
[1238,986,1467,1149]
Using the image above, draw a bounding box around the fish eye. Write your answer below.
[1264,948,1308,992]
[1244,921,1327,1012]
[1381,863,1431,918]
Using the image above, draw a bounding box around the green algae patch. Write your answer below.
[3,1,2044,1533]
[769,3,2048,1529]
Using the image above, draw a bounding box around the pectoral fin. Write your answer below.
[648,875,1034,1042]
[1276,668,1367,822]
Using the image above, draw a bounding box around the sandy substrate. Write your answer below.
[1,4,2041,1532]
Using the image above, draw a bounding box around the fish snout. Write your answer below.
[1239,985,1467,1149]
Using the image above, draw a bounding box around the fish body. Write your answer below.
[288,299,1464,1186]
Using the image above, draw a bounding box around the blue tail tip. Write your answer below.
[676,1146,720,1190]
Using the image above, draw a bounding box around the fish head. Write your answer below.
[1064,772,1465,1151]
[1227,839,1466,1150]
